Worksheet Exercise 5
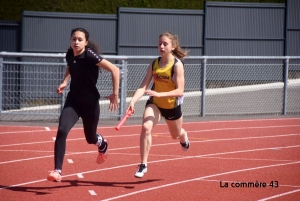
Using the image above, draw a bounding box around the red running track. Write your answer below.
[0,117,300,201]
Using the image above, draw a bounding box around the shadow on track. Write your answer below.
[0,179,163,195]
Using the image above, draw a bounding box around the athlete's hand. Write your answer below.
[145,89,160,97]
[127,101,135,115]
[57,83,67,94]
[105,94,119,111]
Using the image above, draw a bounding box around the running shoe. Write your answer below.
[47,170,62,182]
[97,139,108,164]
[180,132,190,151]
[181,140,190,151]
[134,164,147,178]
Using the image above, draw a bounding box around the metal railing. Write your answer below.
[1,51,300,121]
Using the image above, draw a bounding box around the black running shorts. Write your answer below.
[146,100,182,120]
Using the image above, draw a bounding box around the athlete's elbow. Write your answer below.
[176,91,184,97]
[114,66,120,74]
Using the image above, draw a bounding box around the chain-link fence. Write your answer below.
[0,52,299,122]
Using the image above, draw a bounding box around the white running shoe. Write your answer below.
[134,164,147,178]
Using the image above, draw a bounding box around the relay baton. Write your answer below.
[115,110,133,131]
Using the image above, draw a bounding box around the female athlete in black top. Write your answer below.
[47,28,119,182]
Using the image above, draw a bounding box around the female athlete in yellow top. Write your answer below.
[127,31,190,178]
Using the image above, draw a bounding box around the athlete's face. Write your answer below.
[158,35,174,56]
[70,31,88,56]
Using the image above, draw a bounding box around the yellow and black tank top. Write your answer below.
[149,57,184,109]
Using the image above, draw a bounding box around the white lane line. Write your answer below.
[109,152,295,163]
[0,129,57,135]
[101,161,300,201]
[45,127,50,131]
[257,188,300,201]
[77,173,84,178]
[1,135,300,165]
[0,117,299,134]
[1,145,300,191]
[201,179,300,188]
[0,135,138,148]
[1,131,299,148]
[88,190,97,195]
[0,149,53,153]
[67,159,74,164]
[188,125,300,133]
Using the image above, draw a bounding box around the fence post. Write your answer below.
[0,57,2,120]
[119,59,128,119]
[61,59,67,115]
[283,58,289,115]
[201,58,207,117]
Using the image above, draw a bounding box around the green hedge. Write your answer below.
[0,0,285,21]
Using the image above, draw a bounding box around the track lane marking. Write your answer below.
[201,179,300,188]
[0,134,300,164]
[1,124,299,135]
[0,117,299,134]
[101,161,300,201]
[88,190,97,195]
[0,131,300,147]
[67,159,74,164]
[257,189,300,201]
[1,145,300,190]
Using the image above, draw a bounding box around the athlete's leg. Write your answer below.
[140,103,161,165]
[80,101,100,145]
[54,103,79,171]
[165,116,187,142]
[165,116,190,151]
[135,103,161,178]
[80,101,108,164]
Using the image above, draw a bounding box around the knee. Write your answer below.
[56,127,68,141]
[141,121,153,135]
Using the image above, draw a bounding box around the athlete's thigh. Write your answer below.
[57,100,80,137]
[80,102,100,143]
[143,103,161,128]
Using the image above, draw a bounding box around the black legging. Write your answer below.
[54,94,100,170]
